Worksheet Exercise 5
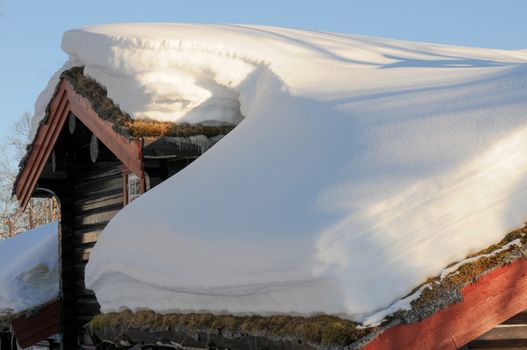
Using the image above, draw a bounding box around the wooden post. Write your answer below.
[0,333,11,350]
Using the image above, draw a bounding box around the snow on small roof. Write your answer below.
[0,222,59,316]
[37,23,527,323]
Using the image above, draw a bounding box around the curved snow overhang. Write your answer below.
[86,237,527,350]
[14,78,144,209]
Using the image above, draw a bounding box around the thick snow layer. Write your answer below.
[0,222,59,314]
[50,24,527,322]
[361,238,523,327]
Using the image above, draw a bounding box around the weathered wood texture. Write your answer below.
[467,313,527,348]
[65,81,143,177]
[14,79,143,209]
[502,311,527,325]
[12,77,142,347]
[63,162,124,348]
[93,326,316,350]
[15,87,70,209]
[363,258,527,350]
[11,300,61,348]
[14,74,220,350]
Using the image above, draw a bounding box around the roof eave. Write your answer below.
[14,78,144,209]
[363,257,527,350]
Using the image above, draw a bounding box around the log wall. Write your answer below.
[62,161,124,349]
[466,309,527,349]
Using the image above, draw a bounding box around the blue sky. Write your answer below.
[0,0,525,143]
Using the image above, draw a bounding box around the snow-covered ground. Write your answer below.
[36,24,527,323]
[0,222,59,315]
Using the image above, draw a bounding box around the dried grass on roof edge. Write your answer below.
[90,312,373,350]
[13,67,236,196]
[89,225,527,349]
[62,67,236,138]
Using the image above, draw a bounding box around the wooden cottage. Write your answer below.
[9,67,232,349]
[7,67,527,350]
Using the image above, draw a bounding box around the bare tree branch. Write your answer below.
[0,112,58,239]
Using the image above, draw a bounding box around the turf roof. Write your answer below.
[89,224,527,349]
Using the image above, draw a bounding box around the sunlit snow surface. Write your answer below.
[41,24,527,322]
[0,222,59,314]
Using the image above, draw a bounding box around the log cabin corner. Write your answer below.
[9,67,232,349]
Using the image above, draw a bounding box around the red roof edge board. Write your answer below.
[11,299,61,348]
[14,79,143,209]
[363,257,527,350]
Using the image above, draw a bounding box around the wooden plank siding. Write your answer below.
[466,312,527,349]
[12,74,210,349]
[11,77,144,348]
[61,161,124,348]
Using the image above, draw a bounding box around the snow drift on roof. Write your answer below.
[0,222,59,315]
[49,24,527,322]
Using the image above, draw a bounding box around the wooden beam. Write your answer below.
[63,81,143,177]
[11,300,61,348]
[15,79,143,209]
[16,85,70,209]
[363,258,527,350]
